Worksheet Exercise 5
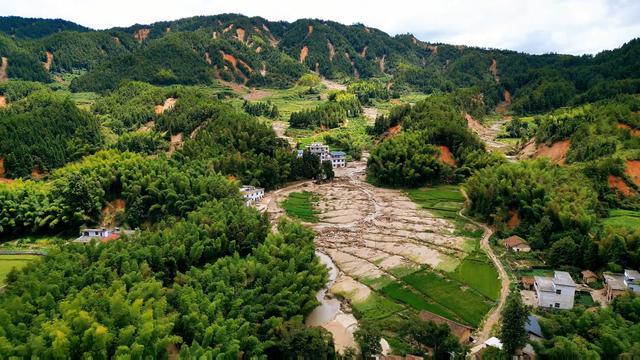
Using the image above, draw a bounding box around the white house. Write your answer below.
[296,142,347,168]
[240,185,265,206]
[534,271,576,309]
[624,269,640,293]
[74,228,134,244]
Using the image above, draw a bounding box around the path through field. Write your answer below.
[459,189,510,344]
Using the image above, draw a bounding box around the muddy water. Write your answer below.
[306,251,340,326]
[306,251,359,352]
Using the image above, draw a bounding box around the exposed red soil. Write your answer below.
[223,24,234,33]
[138,121,155,132]
[0,95,6,108]
[608,175,634,196]
[0,57,8,82]
[189,122,207,140]
[255,46,262,53]
[300,46,309,63]
[626,160,640,187]
[237,59,254,74]
[536,140,570,165]
[465,113,491,138]
[133,28,150,43]
[617,122,640,137]
[384,124,402,139]
[426,45,438,55]
[101,199,126,227]
[112,36,121,45]
[307,25,314,36]
[155,98,176,114]
[0,158,5,178]
[328,41,336,61]
[43,51,54,71]
[360,45,368,58]
[31,166,43,179]
[507,210,521,229]
[436,145,456,166]
[236,28,246,43]
[217,79,246,94]
[495,89,511,114]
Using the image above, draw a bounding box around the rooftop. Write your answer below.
[554,271,576,287]
[525,315,543,338]
[625,269,640,281]
[581,270,597,278]
[534,276,555,292]
[604,273,626,291]
[503,235,529,248]
[240,185,264,192]
[331,151,346,157]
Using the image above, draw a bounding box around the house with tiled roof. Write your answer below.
[502,235,531,252]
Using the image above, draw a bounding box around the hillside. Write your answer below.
[0,15,638,112]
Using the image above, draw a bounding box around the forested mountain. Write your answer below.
[1,15,639,112]
[0,16,89,39]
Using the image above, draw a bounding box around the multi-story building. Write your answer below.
[296,142,347,168]
[240,185,265,206]
[604,269,640,303]
[534,271,576,309]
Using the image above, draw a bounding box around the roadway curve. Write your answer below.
[459,188,510,344]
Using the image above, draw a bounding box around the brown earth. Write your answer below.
[204,52,212,65]
[236,28,246,43]
[31,166,43,179]
[221,52,250,81]
[43,51,54,71]
[426,45,438,55]
[328,41,336,61]
[618,122,640,137]
[155,98,176,115]
[101,199,126,227]
[360,45,368,58]
[0,95,6,108]
[535,140,570,165]
[165,27,171,33]
[321,78,347,91]
[626,160,640,187]
[212,31,219,39]
[0,158,4,178]
[436,145,456,166]
[223,24,234,33]
[608,175,634,196]
[138,121,155,132]
[255,46,262,54]
[133,28,150,43]
[385,124,402,139]
[168,133,184,155]
[0,57,9,82]
[300,46,309,63]
[243,88,271,101]
[378,54,386,72]
[363,107,378,124]
[465,113,512,154]
[507,210,521,229]
[189,122,208,140]
[307,25,314,36]
[489,59,499,83]
[495,89,511,114]
[112,36,121,45]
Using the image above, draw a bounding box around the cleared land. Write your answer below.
[262,161,499,350]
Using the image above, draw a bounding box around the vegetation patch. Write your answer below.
[351,292,404,320]
[0,254,40,284]
[282,191,320,222]
[450,256,500,300]
[603,209,640,231]
[380,282,459,321]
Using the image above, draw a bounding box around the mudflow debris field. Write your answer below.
[261,159,498,351]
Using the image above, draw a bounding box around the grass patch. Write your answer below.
[0,255,40,285]
[450,257,500,301]
[575,291,595,307]
[380,282,460,321]
[360,275,395,290]
[403,270,493,327]
[282,191,320,222]
[351,292,404,320]
[603,209,640,231]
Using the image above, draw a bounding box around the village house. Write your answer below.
[296,142,347,168]
[581,270,598,284]
[604,269,640,303]
[240,185,265,206]
[521,276,535,291]
[534,271,576,309]
[74,227,134,244]
[502,235,531,252]
[419,310,473,344]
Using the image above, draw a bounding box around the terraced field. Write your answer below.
[262,160,499,351]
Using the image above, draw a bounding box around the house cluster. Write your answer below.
[296,142,347,168]
[604,269,640,303]
[74,227,134,244]
[533,271,577,309]
[240,185,265,206]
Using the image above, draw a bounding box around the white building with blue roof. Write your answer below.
[296,142,347,168]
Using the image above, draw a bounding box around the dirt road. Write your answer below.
[459,189,510,344]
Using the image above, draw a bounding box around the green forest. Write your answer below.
[0,12,640,359]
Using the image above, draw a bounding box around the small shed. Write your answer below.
[503,235,531,252]
[521,276,535,290]
[581,270,598,284]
